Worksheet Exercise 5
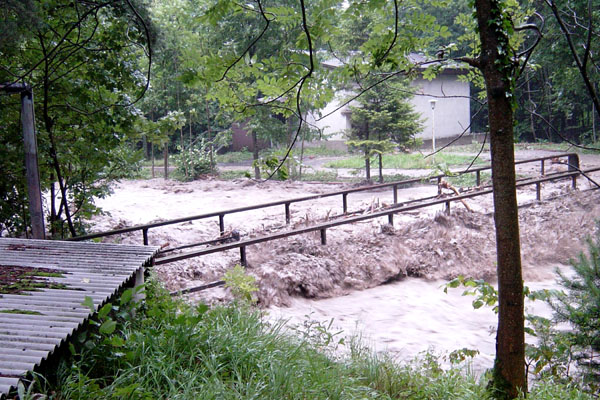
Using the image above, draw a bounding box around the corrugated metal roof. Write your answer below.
[0,238,158,398]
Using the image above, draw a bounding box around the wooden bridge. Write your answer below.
[0,238,158,398]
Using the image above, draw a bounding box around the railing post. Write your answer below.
[568,154,579,189]
[320,228,327,245]
[342,193,348,214]
[393,184,398,204]
[142,228,149,246]
[240,246,247,266]
[445,201,450,215]
[536,182,541,201]
[476,170,481,186]
[219,214,225,234]
[437,177,442,195]
[541,159,545,176]
[285,202,291,225]
[388,214,393,226]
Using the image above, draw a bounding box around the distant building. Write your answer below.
[305,56,472,149]
[230,56,472,151]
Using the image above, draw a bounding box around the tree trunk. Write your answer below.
[163,145,168,180]
[252,131,260,179]
[378,153,383,183]
[151,144,155,178]
[474,1,525,398]
[365,122,371,181]
[526,70,537,141]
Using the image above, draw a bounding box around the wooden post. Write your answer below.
[393,184,398,204]
[388,214,393,226]
[219,214,225,234]
[285,203,291,225]
[342,193,348,214]
[21,89,45,239]
[240,246,247,266]
[320,228,327,245]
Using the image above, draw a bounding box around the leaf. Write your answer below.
[98,303,112,320]
[82,296,95,312]
[99,319,117,335]
[120,288,133,305]
[472,300,484,309]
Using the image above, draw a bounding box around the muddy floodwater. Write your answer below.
[268,274,561,372]
[92,155,600,372]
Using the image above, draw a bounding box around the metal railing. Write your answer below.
[70,153,581,250]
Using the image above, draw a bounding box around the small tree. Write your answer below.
[550,231,600,391]
[346,78,422,182]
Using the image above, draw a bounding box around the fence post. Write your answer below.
[342,193,348,214]
[393,184,398,204]
[445,201,450,215]
[143,228,149,245]
[285,202,291,225]
[388,214,393,226]
[536,182,541,201]
[320,229,327,245]
[219,214,225,234]
[476,170,481,186]
[437,177,442,195]
[540,159,545,176]
[240,246,247,266]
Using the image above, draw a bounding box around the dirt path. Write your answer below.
[92,151,600,307]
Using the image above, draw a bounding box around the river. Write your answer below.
[268,272,563,373]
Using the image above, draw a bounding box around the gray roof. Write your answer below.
[0,238,158,398]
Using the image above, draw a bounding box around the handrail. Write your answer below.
[69,153,579,245]
[155,166,600,266]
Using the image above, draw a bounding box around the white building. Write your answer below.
[306,59,471,148]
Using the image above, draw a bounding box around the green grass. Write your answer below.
[27,277,594,400]
[445,171,492,188]
[216,149,254,164]
[325,153,485,170]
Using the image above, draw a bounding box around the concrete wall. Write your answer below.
[306,71,471,143]
[411,72,471,141]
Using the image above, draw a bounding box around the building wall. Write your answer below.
[411,72,471,142]
[306,72,471,143]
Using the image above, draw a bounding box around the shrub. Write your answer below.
[173,140,214,180]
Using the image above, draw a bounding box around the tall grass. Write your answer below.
[30,278,595,400]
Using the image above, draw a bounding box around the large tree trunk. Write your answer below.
[474,1,525,398]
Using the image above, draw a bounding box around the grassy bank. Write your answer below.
[20,278,593,399]
[325,153,486,170]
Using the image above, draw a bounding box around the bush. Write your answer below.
[173,140,214,180]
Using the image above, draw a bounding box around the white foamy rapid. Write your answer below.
[268,274,561,373]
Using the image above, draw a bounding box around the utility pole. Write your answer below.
[1,83,46,239]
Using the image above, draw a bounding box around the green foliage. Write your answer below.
[173,141,215,181]
[223,264,258,305]
[17,273,589,399]
[0,0,153,238]
[548,231,600,391]
[252,155,290,181]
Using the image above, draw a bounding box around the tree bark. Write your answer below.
[378,153,383,183]
[252,131,260,179]
[474,1,525,398]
